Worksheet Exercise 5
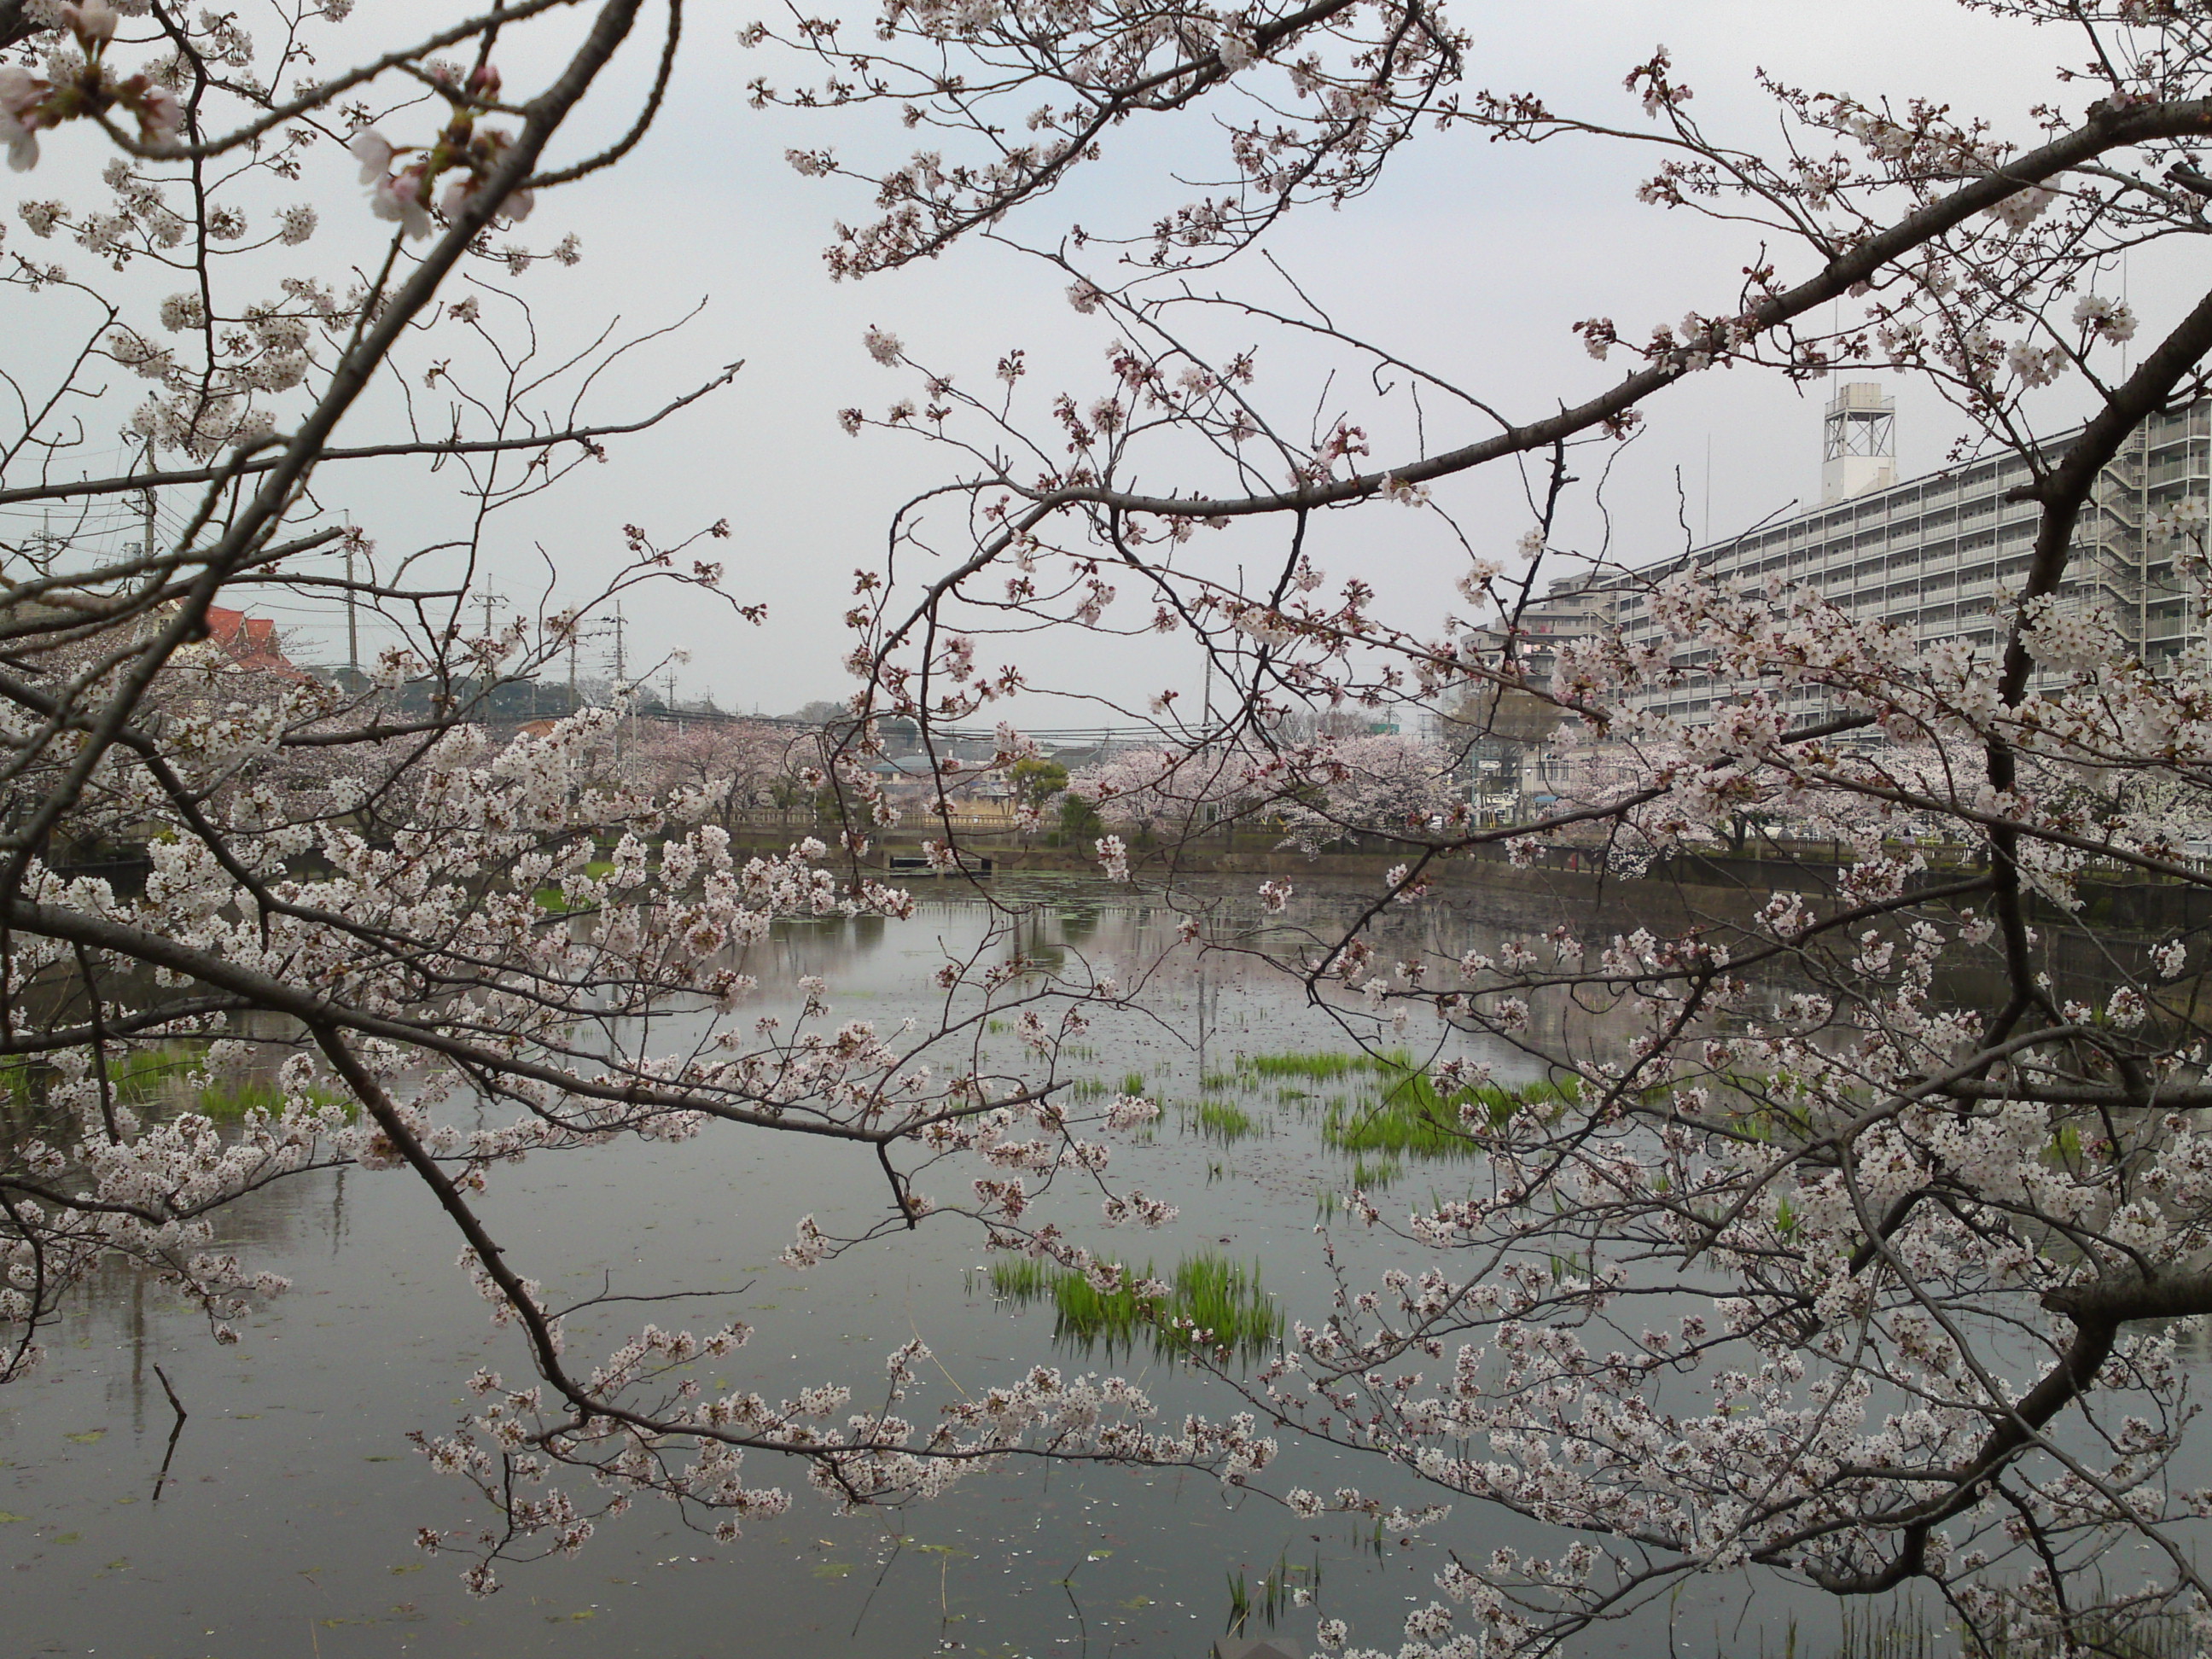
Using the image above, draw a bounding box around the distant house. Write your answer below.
[201,605,310,682]
[866,754,943,801]
[867,748,1015,813]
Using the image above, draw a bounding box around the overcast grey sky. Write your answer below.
[9,2,2190,719]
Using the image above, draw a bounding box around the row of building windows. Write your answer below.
[1499,397,2211,725]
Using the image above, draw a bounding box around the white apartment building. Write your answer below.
[1515,384,2212,731]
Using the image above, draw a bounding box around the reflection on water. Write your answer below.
[0,873,2147,1657]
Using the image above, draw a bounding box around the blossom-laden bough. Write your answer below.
[782,1,2212,1653]
[17,0,2212,1652]
[0,0,1275,1610]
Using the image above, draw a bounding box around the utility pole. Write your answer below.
[344,543,359,679]
[341,510,360,684]
[140,443,155,561]
[474,585,507,715]
[608,608,630,756]
[1703,433,1713,545]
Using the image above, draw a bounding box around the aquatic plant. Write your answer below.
[1181,1098,1261,1143]
[991,1252,1284,1365]
[1223,1549,1322,1637]
[1239,1050,1371,1082]
[1321,1057,1572,1158]
[194,1078,351,1123]
[1347,1154,1401,1190]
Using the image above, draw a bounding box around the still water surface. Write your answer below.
[0,874,2088,1657]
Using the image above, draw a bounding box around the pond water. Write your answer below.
[0,873,2168,1658]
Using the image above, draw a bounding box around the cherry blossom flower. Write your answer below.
[1093,834,1129,880]
[370,168,435,240]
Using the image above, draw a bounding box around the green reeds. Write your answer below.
[987,1257,1050,1299]
[195,1077,349,1121]
[2,1040,352,1124]
[989,1250,1284,1364]
[1323,1057,1571,1158]
[1224,1550,1321,1636]
[103,1045,207,1100]
[1831,1599,2197,1659]
[1322,1064,1475,1158]
[1348,1154,1401,1190]
[1181,1098,1260,1144]
[1239,1050,1370,1081]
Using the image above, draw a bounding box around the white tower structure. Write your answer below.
[1821,381,1896,504]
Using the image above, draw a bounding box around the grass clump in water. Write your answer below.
[1348,1154,1401,1190]
[195,1076,351,1121]
[989,1251,1284,1364]
[987,1257,1050,1300]
[1323,1056,1572,1159]
[1181,1099,1260,1144]
[105,1045,208,1100]
[1240,1050,1371,1082]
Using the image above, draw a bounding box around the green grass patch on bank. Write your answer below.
[532,859,618,913]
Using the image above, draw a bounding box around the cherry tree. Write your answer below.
[12,0,2212,1650]
[621,716,819,827]
[1066,731,1455,855]
[0,0,1249,1601]
[762,0,2212,1651]
[1268,731,1458,853]
[1064,741,1251,837]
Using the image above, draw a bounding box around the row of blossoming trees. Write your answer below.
[7,0,2212,1653]
[1062,730,1459,855]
